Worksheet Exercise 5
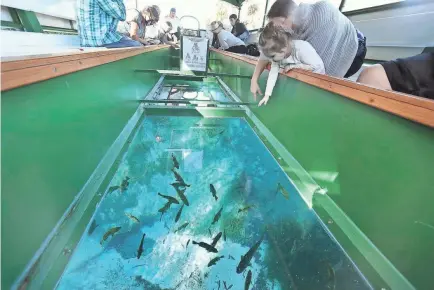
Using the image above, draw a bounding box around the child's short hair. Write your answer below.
[258,22,292,58]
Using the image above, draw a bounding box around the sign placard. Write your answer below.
[181,36,209,72]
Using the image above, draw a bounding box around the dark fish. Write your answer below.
[238,205,255,213]
[224,281,233,290]
[107,185,120,194]
[175,222,189,233]
[228,255,235,260]
[236,235,265,273]
[210,184,218,201]
[175,204,184,222]
[192,241,218,253]
[125,213,140,223]
[88,219,98,235]
[323,261,336,289]
[120,176,130,192]
[173,186,190,206]
[158,201,172,214]
[208,228,212,236]
[217,280,221,290]
[171,153,180,169]
[223,230,227,241]
[245,269,252,290]
[211,232,222,247]
[171,182,190,188]
[277,182,289,199]
[212,207,223,225]
[158,192,180,204]
[136,233,146,259]
[208,255,224,267]
[171,169,190,187]
[100,226,121,245]
[186,239,191,248]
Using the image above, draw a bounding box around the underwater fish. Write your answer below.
[175,204,184,223]
[228,255,235,260]
[223,230,227,241]
[323,261,336,289]
[158,192,180,204]
[208,228,212,236]
[125,213,140,223]
[216,280,221,290]
[236,234,265,273]
[277,182,289,199]
[211,207,223,225]
[171,182,190,189]
[171,169,190,187]
[120,176,130,192]
[245,270,252,290]
[186,239,191,248]
[175,222,189,233]
[88,219,98,235]
[107,185,120,194]
[171,153,180,169]
[173,186,190,206]
[159,201,172,220]
[136,233,146,259]
[238,205,255,214]
[100,226,121,245]
[211,232,223,247]
[192,241,218,253]
[223,281,233,290]
[208,255,225,267]
[210,184,218,201]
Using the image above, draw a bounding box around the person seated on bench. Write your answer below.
[117,5,161,46]
[229,14,249,42]
[77,0,141,48]
[357,53,434,100]
[210,21,247,54]
[255,22,325,106]
[159,21,180,48]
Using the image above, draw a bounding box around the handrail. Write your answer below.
[210,48,434,128]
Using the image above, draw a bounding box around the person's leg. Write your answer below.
[357,64,392,91]
[225,45,247,54]
[238,31,249,42]
[344,38,367,78]
[102,37,142,48]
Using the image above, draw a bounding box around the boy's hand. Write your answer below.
[250,81,262,100]
[258,95,270,106]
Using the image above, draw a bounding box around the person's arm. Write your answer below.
[250,56,270,99]
[291,41,325,74]
[217,33,229,50]
[97,0,126,21]
[259,61,279,106]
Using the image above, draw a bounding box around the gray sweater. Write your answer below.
[293,1,358,77]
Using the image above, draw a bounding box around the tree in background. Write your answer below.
[215,2,229,21]
[247,3,259,27]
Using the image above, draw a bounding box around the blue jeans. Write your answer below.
[238,31,250,43]
[102,37,142,48]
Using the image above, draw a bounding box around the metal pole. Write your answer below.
[262,0,270,28]
[238,6,241,19]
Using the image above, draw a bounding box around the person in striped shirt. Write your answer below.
[77,0,141,48]
[251,0,367,102]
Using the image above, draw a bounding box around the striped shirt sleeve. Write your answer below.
[97,0,126,21]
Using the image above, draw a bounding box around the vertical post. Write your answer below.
[16,9,42,32]
[238,6,241,19]
[262,0,270,28]
[339,0,346,11]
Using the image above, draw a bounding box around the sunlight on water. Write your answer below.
[57,117,372,290]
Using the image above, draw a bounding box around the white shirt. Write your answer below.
[165,16,180,33]
[217,29,245,50]
[260,40,325,96]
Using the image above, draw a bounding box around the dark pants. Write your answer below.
[345,35,367,78]
[225,45,247,54]
[381,52,434,99]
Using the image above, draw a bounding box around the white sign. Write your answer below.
[181,36,208,72]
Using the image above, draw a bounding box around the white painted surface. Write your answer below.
[2,0,76,20]
[36,13,74,29]
[1,30,82,57]
[1,6,13,21]
[349,1,434,54]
